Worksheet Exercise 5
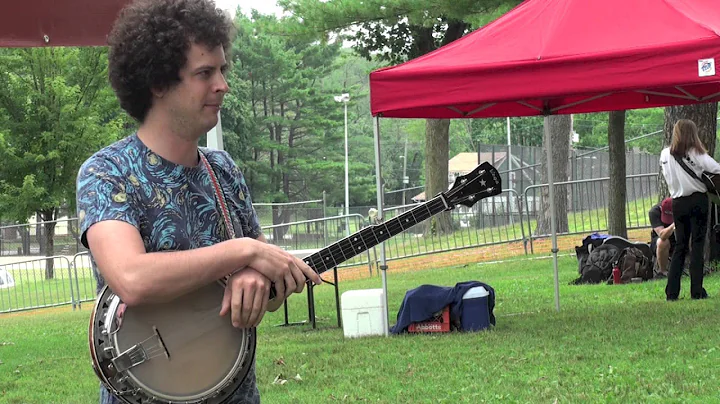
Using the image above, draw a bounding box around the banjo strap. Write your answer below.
[198,149,236,241]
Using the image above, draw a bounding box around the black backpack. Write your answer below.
[572,243,621,284]
[616,247,654,283]
[574,234,606,275]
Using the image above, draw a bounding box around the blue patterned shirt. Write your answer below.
[76,133,261,404]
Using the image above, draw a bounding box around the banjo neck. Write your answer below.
[301,194,450,275]
[298,161,502,276]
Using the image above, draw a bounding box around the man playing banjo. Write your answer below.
[76,0,322,403]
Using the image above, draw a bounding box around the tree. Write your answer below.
[228,13,349,237]
[467,117,544,149]
[535,115,570,236]
[278,0,521,234]
[0,47,124,278]
[574,109,664,153]
[425,118,452,231]
[607,110,627,238]
[660,103,719,262]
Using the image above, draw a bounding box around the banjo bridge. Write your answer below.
[153,325,171,360]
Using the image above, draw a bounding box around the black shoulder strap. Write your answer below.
[672,154,703,184]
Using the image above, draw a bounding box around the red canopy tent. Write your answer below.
[369,0,720,312]
[0,0,129,47]
[370,0,720,119]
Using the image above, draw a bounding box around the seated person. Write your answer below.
[649,197,676,276]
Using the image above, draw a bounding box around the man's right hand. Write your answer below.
[235,238,322,302]
[220,268,270,328]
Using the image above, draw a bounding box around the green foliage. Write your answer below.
[224,12,391,208]
[466,117,545,148]
[574,109,665,153]
[456,109,667,158]
[274,0,524,218]
[278,0,521,64]
[225,13,342,203]
[0,47,125,223]
[0,2,688,220]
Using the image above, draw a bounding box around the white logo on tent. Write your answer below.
[0,269,16,289]
[698,58,716,77]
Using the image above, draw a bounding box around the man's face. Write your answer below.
[156,42,229,140]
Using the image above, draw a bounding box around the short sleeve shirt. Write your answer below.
[77,134,260,256]
[76,134,261,404]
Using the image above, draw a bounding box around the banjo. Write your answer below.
[88,161,501,403]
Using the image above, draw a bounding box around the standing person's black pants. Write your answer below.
[666,192,709,300]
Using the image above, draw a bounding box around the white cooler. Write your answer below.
[340,288,387,338]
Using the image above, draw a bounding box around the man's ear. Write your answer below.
[150,86,166,99]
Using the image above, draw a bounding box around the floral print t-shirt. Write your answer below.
[76,133,261,404]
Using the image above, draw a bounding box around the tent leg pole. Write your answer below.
[544,115,560,312]
[373,116,389,335]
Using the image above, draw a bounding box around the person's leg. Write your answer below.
[100,385,122,404]
[688,193,709,299]
[226,361,260,404]
[656,237,671,275]
[666,197,691,300]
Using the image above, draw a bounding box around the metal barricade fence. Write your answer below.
[377,189,526,262]
[261,214,374,275]
[0,256,74,313]
[0,175,660,314]
[71,252,95,308]
[522,173,659,254]
[0,218,84,257]
[0,214,374,314]
[254,199,326,229]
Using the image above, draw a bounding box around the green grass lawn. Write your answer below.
[2,254,720,403]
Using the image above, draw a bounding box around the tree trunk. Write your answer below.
[535,115,570,236]
[68,219,80,247]
[39,210,57,280]
[43,221,56,279]
[608,110,627,238]
[663,103,719,262]
[271,206,292,244]
[19,227,30,255]
[36,217,44,254]
[424,118,452,234]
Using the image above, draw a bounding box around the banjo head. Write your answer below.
[89,281,256,403]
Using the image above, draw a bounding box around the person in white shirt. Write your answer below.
[659,119,720,300]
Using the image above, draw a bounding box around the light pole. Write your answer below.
[399,155,407,205]
[401,132,409,205]
[334,93,350,236]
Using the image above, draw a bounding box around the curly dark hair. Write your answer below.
[107,0,234,122]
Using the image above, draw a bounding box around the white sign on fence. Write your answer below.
[0,269,15,289]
